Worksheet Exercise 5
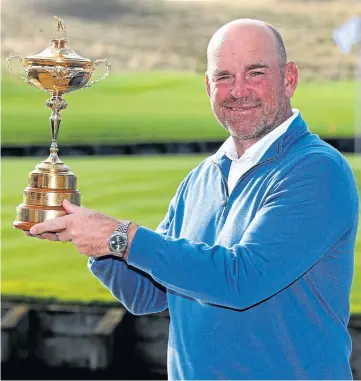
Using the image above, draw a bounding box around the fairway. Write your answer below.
[2,72,356,146]
[1,154,360,312]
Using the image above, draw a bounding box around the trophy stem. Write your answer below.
[46,95,68,158]
[50,119,60,154]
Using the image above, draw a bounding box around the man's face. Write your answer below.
[206,27,293,140]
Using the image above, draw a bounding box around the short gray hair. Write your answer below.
[265,23,287,68]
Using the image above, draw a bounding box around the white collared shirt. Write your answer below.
[217,109,299,193]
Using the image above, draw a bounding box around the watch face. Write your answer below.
[109,232,127,253]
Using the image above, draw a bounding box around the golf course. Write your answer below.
[2,153,361,312]
[2,73,357,145]
[2,0,360,314]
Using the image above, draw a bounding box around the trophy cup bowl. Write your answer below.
[6,16,111,231]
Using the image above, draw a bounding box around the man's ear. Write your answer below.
[284,61,299,99]
[205,73,211,98]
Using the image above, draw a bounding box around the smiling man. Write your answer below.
[29,19,359,380]
[206,20,294,153]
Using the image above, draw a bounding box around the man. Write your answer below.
[28,19,359,379]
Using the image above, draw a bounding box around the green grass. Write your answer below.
[1,155,200,302]
[1,154,360,312]
[1,72,356,146]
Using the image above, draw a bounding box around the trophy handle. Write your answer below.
[6,54,32,85]
[85,59,111,88]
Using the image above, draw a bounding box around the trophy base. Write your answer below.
[13,221,37,231]
[13,203,71,231]
[14,149,81,233]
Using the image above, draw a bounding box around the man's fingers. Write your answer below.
[23,231,44,239]
[24,230,58,241]
[29,216,68,235]
[41,232,60,241]
[62,199,83,214]
[57,231,72,243]
[32,234,46,239]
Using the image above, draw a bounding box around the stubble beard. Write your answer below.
[212,103,280,141]
[212,94,289,141]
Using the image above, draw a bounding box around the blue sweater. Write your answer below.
[89,113,359,380]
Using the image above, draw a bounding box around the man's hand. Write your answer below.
[27,199,139,259]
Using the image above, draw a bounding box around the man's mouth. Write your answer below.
[226,105,260,111]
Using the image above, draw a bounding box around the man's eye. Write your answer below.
[216,75,232,81]
[250,71,265,77]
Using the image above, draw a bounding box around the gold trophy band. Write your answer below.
[6,16,111,231]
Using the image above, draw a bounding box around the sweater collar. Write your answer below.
[213,112,309,166]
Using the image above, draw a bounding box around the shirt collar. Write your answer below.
[217,109,300,163]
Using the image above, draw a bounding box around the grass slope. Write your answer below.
[1,154,360,312]
[1,73,356,146]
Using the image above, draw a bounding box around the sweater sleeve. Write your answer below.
[88,194,177,315]
[127,154,359,310]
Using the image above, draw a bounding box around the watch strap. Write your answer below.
[116,220,131,235]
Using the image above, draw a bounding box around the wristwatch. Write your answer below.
[108,220,131,258]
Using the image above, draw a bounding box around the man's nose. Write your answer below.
[231,74,247,99]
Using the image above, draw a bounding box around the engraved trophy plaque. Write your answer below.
[6,16,111,230]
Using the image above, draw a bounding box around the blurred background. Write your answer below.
[1,0,361,379]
